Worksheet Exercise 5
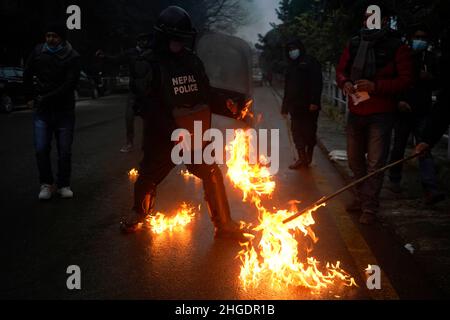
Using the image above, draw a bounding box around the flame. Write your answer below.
[180,169,200,181]
[226,130,275,203]
[128,168,139,177]
[147,202,196,234]
[128,168,139,182]
[225,129,357,291]
[238,99,254,120]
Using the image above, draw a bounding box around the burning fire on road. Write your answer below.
[147,202,198,234]
[226,129,357,292]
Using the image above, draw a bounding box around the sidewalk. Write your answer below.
[271,84,450,297]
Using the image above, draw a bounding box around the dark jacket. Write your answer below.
[336,31,413,115]
[281,42,323,116]
[422,93,449,147]
[137,48,212,148]
[422,33,450,147]
[103,47,152,93]
[103,47,142,66]
[24,42,80,111]
[402,49,439,114]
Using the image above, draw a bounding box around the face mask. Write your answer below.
[289,49,300,60]
[412,39,428,51]
[44,43,64,54]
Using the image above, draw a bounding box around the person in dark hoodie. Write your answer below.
[24,22,81,200]
[281,38,323,169]
[96,33,153,153]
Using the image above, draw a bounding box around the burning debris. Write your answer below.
[225,130,357,291]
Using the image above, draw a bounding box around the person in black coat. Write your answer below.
[96,33,153,153]
[281,38,323,169]
[23,22,81,200]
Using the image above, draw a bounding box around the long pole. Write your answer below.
[283,153,421,224]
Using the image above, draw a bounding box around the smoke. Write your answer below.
[236,0,280,45]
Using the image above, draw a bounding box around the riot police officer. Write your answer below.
[119,6,245,240]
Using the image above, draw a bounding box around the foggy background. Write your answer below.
[236,0,281,45]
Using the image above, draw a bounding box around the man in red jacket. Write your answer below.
[336,10,413,225]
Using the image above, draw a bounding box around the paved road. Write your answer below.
[0,89,441,299]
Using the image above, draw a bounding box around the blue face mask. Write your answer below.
[289,49,300,60]
[411,39,428,51]
[44,43,64,54]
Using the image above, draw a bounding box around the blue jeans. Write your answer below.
[347,113,394,213]
[33,110,75,188]
[389,113,439,195]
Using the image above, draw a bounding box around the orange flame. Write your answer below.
[147,202,196,234]
[180,169,200,181]
[225,129,357,291]
[238,99,254,120]
[128,168,139,182]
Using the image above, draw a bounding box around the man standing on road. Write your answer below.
[119,6,245,240]
[24,22,81,200]
[96,33,153,153]
[281,38,323,169]
[388,25,444,205]
[336,9,413,225]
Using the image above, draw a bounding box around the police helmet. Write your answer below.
[154,6,197,39]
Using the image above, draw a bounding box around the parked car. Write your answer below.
[111,66,130,93]
[252,67,263,87]
[0,66,26,113]
[75,71,99,100]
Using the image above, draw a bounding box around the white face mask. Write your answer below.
[289,49,300,60]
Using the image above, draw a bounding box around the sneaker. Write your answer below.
[57,187,74,199]
[359,210,376,225]
[38,184,53,200]
[120,143,133,153]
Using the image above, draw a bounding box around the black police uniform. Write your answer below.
[120,6,243,240]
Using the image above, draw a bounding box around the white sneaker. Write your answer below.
[38,184,53,200]
[120,143,133,153]
[57,187,74,199]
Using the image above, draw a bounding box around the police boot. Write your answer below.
[289,148,307,170]
[203,167,248,241]
[305,145,314,167]
[120,191,156,234]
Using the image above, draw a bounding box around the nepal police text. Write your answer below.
[172,75,198,95]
